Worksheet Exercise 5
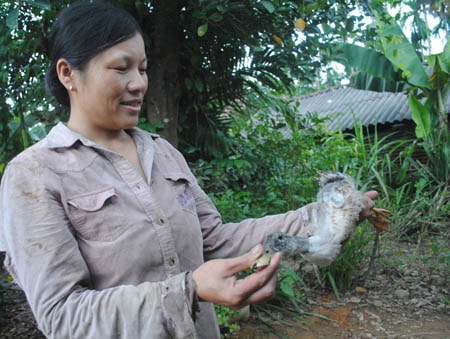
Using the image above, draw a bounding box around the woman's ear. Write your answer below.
[56,59,75,91]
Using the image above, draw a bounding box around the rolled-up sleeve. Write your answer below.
[0,161,198,339]
[194,178,317,260]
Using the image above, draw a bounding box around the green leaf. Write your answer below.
[376,16,430,89]
[26,0,51,10]
[192,10,205,20]
[260,1,275,13]
[28,123,47,141]
[216,5,226,12]
[197,23,208,37]
[194,78,204,92]
[6,8,19,30]
[209,12,223,23]
[330,43,400,82]
[408,93,431,139]
[327,272,340,300]
[437,40,450,75]
[280,283,295,298]
[184,78,193,90]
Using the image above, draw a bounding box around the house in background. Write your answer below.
[292,87,415,133]
[292,86,450,161]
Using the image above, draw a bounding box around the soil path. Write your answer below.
[234,239,449,338]
[235,291,450,338]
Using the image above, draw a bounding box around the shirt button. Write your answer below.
[157,218,165,226]
[168,258,175,266]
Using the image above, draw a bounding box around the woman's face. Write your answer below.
[71,33,148,131]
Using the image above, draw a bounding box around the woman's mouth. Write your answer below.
[120,99,142,112]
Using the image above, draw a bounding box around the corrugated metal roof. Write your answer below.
[292,87,416,131]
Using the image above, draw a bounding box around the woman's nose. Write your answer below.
[127,70,148,92]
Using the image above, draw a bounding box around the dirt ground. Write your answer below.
[234,238,450,338]
[235,283,450,339]
[236,304,450,339]
[0,239,449,338]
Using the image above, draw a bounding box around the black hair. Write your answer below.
[45,1,142,107]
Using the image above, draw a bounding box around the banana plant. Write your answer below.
[330,16,449,140]
[329,8,449,182]
[329,42,406,92]
[375,11,449,140]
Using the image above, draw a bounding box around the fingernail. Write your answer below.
[251,244,261,255]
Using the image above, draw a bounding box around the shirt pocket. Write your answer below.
[67,187,128,241]
[164,173,198,216]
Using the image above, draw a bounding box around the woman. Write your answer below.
[0,2,377,338]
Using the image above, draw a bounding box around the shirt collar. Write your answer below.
[46,122,159,149]
[46,122,92,148]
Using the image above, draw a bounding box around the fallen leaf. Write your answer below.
[321,297,332,303]
[355,286,368,294]
[349,296,361,303]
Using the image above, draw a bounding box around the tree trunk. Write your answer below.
[146,0,183,147]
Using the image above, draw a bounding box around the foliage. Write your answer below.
[0,0,69,177]
[191,92,366,220]
[330,11,449,134]
[377,0,449,54]
[176,0,370,154]
[375,11,430,89]
[389,168,450,239]
[0,0,378,158]
[379,26,450,183]
[329,42,406,92]
[374,13,449,134]
[330,3,449,186]
[250,264,309,335]
[214,304,239,337]
[1,1,448,160]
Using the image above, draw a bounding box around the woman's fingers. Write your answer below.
[364,190,378,201]
[358,190,378,221]
[224,244,264,274]
[192,246,282,308]
[238,252,282,305]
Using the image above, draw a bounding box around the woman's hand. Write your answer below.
[359,190,379,221]
[192,244,282,308]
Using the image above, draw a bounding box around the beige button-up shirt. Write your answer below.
[0,122,315,338]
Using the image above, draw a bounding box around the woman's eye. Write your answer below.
[114,67,127,72]
[139,68,147,74]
